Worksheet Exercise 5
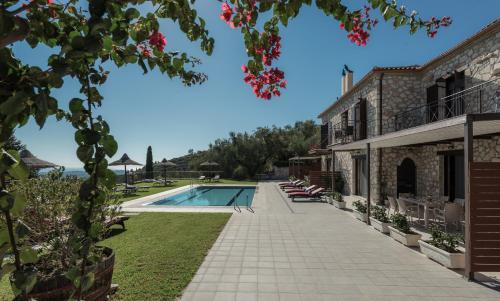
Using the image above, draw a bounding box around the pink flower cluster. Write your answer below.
[137,31,167,57]
[219,1,255,29]
[255,34,281,66]
[340,7,377,46]
[242,65,286,100]
[149,31,167,52]
[426,16,452,38]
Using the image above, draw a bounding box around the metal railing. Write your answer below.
[386,78,500,133]
[331,119,368,144]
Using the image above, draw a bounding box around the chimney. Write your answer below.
[341,65,353,96]
[341,69,346,95]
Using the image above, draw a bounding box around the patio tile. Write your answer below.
[181,182,500,301]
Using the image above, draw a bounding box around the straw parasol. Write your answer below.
[200,161,219,178]
[20,150,58,170]
[109,153,142,185]
[158,158,176,186]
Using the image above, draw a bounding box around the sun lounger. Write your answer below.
[213,175,221,182]
[288,188,326,201]
[280,180,304,190]
[285,185,317,194]
[279,179,300,187]
[199,175,206,181]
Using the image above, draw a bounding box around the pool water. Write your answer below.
[149,186,256,206]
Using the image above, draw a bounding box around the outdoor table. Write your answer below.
[403,197,438,227]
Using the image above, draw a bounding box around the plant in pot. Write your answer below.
[388,213,421,246]
[4,169,120,301]
[418,226,465,269]
[369,205,392,233]
[352,200,367,222]
[330,191,346,209]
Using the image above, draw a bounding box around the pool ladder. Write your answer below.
[234,195,253,213]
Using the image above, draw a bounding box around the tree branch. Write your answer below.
[0,17,29,48]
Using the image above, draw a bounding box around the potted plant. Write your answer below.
[388,213,421,246]
[418,227,465,269]
[330,191,346,209]
[369,205,392,233]
[5,170,120,301]
[352,200,367,222]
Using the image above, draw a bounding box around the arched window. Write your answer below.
[397,158,416,197]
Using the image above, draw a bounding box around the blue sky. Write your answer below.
[13,1,500,168]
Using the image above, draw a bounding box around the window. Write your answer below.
[426,84,439,122]
[354,98,367,140]
[442,153,465,201]
[354,156,367,197]
[320,123,329,149]
[444,71,465,117]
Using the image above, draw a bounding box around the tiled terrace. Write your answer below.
[181,182,500,301]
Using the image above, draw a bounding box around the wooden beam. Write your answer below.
[366,143,371,225]
[331,150,336,192]
[464,116,474,280]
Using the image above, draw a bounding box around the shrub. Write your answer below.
[332,191,343,203]
[390,213,411,233]
[8,169,119,280]
[429,226,462,253]
[352,200,367,213]
[371,205,390,223]
[232,165,249,180]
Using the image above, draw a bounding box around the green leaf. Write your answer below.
[0,263,16,279]
[20,247,38,264]
[77,145,94,162]
[101,135,118,157]
[0,92,26,116]
[10,191,26,216]
[125,8,140,20]
[103,36,113,51]
[81,272,95,292]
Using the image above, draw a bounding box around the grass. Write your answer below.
[117,178,257,203]
[1,213,231,301]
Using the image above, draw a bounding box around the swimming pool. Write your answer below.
[149,186,256,206]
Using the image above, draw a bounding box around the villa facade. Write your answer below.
[313,19,500,278]
[316,19,500,204]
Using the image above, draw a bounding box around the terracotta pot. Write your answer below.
[25,247,115,301]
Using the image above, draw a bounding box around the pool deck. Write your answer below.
[181,181,500,301]
[121,184,256,213]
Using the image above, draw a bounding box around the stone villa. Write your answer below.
[310,18,500,277]
[314,19,500,204]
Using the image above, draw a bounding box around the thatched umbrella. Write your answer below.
[20,150,58,170]
[158,158,176,186]
[109,153,142,185]
[200,161,219,178]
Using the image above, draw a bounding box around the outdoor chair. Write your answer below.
[388,196,398,214]
[198,175,206,181]
[213,175,221,182]
[396,197,419,224]
[280,180,304,190]
[279,179,301,187]
[433,202,463,232]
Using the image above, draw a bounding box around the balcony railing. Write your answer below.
[332,120,367,144]
[385,78,500,133]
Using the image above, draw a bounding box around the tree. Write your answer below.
[145,146,154,179]
[0,0,450,299]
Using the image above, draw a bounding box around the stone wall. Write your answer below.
[381,137,500,199]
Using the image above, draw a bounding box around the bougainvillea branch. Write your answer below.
[218,0,451,100]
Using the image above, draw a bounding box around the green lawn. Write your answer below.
[1,213,231,301]
[117,178,257,203]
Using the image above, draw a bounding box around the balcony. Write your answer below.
[332,119,367,144]
[384,78,500,133]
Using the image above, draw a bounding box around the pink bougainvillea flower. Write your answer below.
[149,31,167,52]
